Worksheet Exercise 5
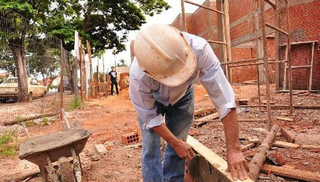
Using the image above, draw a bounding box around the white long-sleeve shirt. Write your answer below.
[129,32,236,129]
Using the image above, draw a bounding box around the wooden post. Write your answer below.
[78,36,83,100]
[60,42,64,120]
[180,0,187,31]
[286,0,293,114]
[83,48,88,100]
[283,45,288,90]
[260,0,272,130]
[309,42,315,91]
[274,0,281,90]
[223,0,232,83]
[254,3,261,109]
[86,40,94,97]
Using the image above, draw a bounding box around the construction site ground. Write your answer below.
[0,83,319,182]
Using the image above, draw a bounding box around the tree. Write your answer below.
[117,59,128,67]
[48,0,170,94]
[0,0,70,101]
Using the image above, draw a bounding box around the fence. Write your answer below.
[0,10,72,126]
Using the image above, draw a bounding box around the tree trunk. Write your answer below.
[63,52,74,93]
[9,43,29,102]
[73,57,79,98]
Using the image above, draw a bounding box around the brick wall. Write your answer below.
[171,0,319,87]
[279,0,320,90]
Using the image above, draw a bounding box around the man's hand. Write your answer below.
[226,150,249,181]
[171,139,195,161]
[152,124,195,161]
[222,109,250,181]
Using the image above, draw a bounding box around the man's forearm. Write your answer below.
[152,123,179,147]
[222,108,241,151]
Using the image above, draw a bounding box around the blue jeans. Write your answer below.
[138,86,194,182]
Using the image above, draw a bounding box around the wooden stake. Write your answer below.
[274,0,281,90]
[286,0,293,114]
[78,36,83,100]
[249,124,280,181]
[60,42,64,120]
[309,42,315,91]
[180,0,187,31]
[223,0,232,83]
[260,0,272,130]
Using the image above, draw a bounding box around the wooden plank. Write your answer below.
[194,107,216,116]
[207,39,227,45]
[240,143,255,152]
[264,0,276,9]
[272,141,300,148]
[280,128,295,143]
[261,164,320,181]
[279,40,318,47]
[194,112,219,122]
[248,138,261,144]
[285,0,293,114]
[309,42,315,91]
[265,23,288,35]
[276,117,293,122]
[184,0,224,14]
[290,65,311,69]
[220,57,263,66]
[301,145,320,151]
[186,135,254,182]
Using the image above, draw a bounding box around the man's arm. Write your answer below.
[152,124,195,160]
[222,109,249,181]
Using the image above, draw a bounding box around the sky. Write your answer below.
[94,0,206,73]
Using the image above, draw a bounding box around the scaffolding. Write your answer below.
[180,0,294,130]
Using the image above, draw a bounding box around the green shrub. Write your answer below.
[69,97,84,111]
[0,130,18,157]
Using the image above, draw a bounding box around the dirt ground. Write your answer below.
[0,83,319,182]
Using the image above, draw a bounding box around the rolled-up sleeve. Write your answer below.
[129,73,164,129]
[198,43,237,120]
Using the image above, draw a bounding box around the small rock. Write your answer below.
[302,162,310,166]
[126,154,133,158]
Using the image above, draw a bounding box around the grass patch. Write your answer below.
[69,97,84,111]
[0,130,18,157]
[16,115,23,125]
[42,117,49,125]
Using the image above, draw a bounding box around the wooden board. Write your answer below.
[280,128,295,143]
[272,141,300,148]
[186,135,254,182]
[261,164,320,182]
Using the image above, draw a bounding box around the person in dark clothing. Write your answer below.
[109,66,119,95]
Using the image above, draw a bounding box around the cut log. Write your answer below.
[4,112,59,126]
[272,141,300,149]
[261,164,320,181]
[280,128,295,143]
[249,124,280,181]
